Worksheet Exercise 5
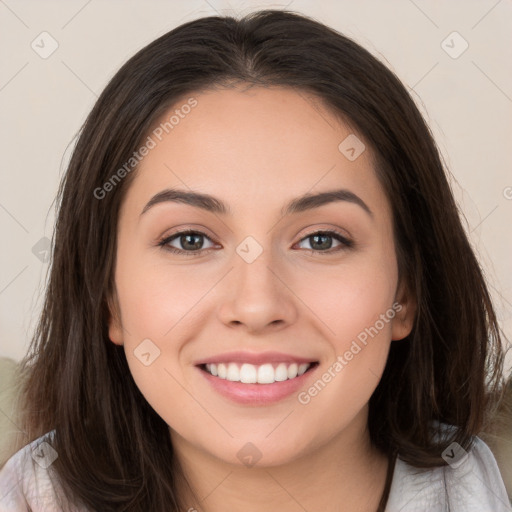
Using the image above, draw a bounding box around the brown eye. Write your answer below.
[158,230,216,255]
[296,230,354,254]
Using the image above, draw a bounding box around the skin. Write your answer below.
[108,85,416,511]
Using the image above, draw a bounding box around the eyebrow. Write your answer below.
[140,187,373,219]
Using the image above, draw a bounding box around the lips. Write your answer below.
[194,351,319,405]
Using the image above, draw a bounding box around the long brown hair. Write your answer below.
[8,9,509,511]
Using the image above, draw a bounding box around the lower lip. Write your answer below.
[197,364,318,405]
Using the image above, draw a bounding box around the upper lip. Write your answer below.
[195,351,318,366]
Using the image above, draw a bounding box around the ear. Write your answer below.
[107,291,124,346]
[391,279,416,341]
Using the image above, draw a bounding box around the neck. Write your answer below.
[171,408,391,512]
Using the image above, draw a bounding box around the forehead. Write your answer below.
[120,86,391,223]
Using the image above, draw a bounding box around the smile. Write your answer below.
[203,362,313,384]
[197,360,319,405]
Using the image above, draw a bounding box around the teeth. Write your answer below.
[287,363,298,379]
[298,363,309,376]
[275,363,288,381]
[258,363,274,384]
[226,363,239,382]
[204,362,313,384]
[217,363,227,379]
[240,363,257,383]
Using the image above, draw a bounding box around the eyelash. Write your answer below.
[157,228,354,257]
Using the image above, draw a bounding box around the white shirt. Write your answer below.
[0,431,510,511]
[386,435,512,511]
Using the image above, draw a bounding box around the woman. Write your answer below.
[0,9,510,512]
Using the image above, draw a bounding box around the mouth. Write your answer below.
[199,361,318,384]
[196,359,320,405]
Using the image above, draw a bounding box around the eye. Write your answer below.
[158,230,217,256]
[295,230,354,254]
[157,228,354,256]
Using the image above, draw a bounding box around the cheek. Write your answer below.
[307,251,398,349]
[113,254,215,414]
[115,257,206,427]
[124,351,209,443]
[294,249,398,419]
[115,254,211,340]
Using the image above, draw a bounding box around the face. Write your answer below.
[108,86,415,467]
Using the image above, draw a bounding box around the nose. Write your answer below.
[216,247,298,334]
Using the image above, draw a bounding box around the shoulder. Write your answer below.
[386,435,512,511]
[0,431,88,512]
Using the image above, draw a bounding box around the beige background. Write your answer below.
[1,0,511,374]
